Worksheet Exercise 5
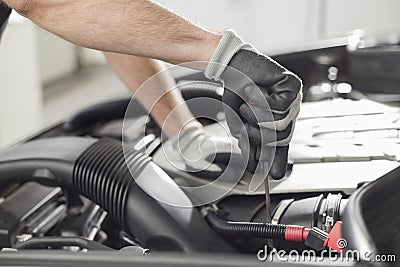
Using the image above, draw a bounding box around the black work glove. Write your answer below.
[204,30,302,180]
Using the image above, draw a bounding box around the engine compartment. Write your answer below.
[0,43,399,266]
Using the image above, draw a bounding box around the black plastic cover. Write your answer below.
[0,183,63,248]
[342,166,400,264]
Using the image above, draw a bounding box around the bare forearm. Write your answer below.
[105,52,195,137]
[5,0,221,66]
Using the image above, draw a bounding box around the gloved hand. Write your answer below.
[161,121,243,180]
[204,30,302,180]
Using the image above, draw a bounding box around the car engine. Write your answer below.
[0,43,399,266]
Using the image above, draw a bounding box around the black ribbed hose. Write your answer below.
[205,212,286,239]
[205,211,311,243]
[0,137,234,252]
[72,138,149,229]
[72,139,234,252]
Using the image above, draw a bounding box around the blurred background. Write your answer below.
[1,0,400,148]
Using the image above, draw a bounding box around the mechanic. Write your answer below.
[0,0,302,180]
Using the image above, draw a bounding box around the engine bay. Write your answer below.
[0,44,399,266]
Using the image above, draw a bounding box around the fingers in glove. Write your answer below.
[256,144,275,162]
[246,145,258,174]
[246,125,275,146]
[258,103,300,131]
[246,123,293,146]
[237,127,288,178]
[222,86,246,113]
[269,146,289,180]
[236,126,256,173]
[239,103,287,127]
[243,76,302,113]
[237,125,250,158]
[222,89,245,137]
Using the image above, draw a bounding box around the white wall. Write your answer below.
[156,0,400,52]
[0,13,78,147]
[325,0,400,38]
[0,18,43,147]
[246,0,321,53]
[37,27,78,85]
[81,0,400,64]
[156,0,252,39]
[80,0,255,65]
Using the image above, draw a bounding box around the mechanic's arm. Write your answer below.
[104,52,195,138]
[105,52,238,178]
[3,0,303,179]
[3,0,221,66]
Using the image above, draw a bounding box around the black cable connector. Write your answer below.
[304,227,328,251]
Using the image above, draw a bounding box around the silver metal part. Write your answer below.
[324,193,342,232]
[264,179,275,248]
[15,234,32,243]
[1,248,18,252]
[264,178,272,223]
[271,199,295,225]
[87,209,108,241]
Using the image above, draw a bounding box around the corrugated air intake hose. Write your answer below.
[0,137,233,252]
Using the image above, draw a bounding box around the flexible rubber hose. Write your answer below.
[72,138,149,229]
[178,80,223,101]
[0,137,234,252]
[206,212,285,239]
[0,137,97,187]
[13,237,114,251]
[62,81,221,133]
[73,139,234,252]
[205,212,309,242]
[63,98,132,132]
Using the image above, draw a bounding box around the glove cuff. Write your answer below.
[204,29,254,81]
